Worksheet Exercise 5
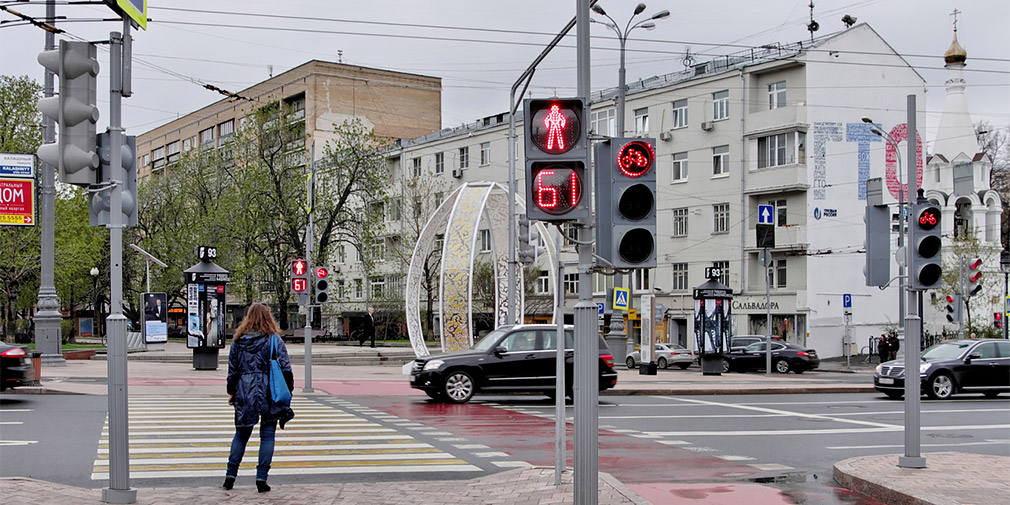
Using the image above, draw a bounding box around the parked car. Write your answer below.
[626,343,695,369]
[873,339,1010,399]
[409,324,618,403]
[1,342,34,391]
[722,341,819,374]
[730,335,780,352]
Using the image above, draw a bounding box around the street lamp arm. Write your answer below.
[591,12,622,39]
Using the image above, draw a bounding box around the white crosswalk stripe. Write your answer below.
[91,397,479,480]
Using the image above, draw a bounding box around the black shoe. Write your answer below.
[222,477,235,490]
[256,480,270,493]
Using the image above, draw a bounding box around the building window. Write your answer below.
[712,145,729,176]
[478,229,491,252]
[768,81,787,109]
[775,259,787,288]
[591,108,615,137]
[435,152,444,174]
[141,153,150,167]
[769,199,787,226]
[371,277,385,299]
[757,132,804,168]
[634,107,649,134]
[413,196,423,219]
[671,263,688,291]
[713,90,729,120]
[353,279,363,299]
[672,152,688,182]
[218,120,234,146]
[671,99,688,129]
[562,222,580,246]
[713,261,729,286]
[182,137,193,153]
[434,192,444,208]
[458,146,469,169]
[387,198,401,221]
[372,238,386,261]
[151,146,165,169]
[335,280,345,299]
[165,141,180,164]
[337,244,345,263]
[536,270,550,294]
[412,157,421,177]
[593,273,609,295]
[563,273,579,295]
[632,269,650,292]
[672,207,688,237]
[480,142,491,165]
[199,127,214,148]
[713,203,730,234]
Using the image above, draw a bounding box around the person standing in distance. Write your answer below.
[877,333,890,364]
[363,307,376,348]
[223,303,293,493]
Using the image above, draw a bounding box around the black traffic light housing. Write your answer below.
[523,98,589,222]
[909,203,942,290]
[290,259,309,295]
[595,138,658,269]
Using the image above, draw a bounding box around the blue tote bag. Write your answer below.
[269,335,292,406]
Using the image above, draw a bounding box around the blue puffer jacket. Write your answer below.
[227,331,293,428]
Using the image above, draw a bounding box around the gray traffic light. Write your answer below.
[595,138,657,269]
[863,203,890,287]
[523,98,589,221]
[944,294,961,323]
[909,203,942,290]
[313,266,330,304]
[89,133,138,226]
[517,215,536,264]
[965,257,983,298]
[37,41,100,186]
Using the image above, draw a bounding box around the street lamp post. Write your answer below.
[862,117,905,335]
[593,2,669,364]
[90,267,100,338]
[1001,250,1009,340]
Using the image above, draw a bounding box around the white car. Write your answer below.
[626,343,695,370]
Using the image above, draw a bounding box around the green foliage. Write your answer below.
[936,229,1002,328]
[0,75,42,152]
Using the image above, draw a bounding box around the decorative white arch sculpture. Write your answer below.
[404,182,557,357]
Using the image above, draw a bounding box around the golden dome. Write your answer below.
[944,31,967,65]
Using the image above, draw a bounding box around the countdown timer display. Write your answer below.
[530,165,583,215]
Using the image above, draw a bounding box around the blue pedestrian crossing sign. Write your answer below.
[843,294,852,308]
[758,205,775,225]
[613,288,630,311]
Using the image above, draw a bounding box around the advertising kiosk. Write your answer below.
[693,267,732,375]
[184,246,229,370]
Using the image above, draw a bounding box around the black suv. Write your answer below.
[874,339,1010,399]
[409,324,618,403]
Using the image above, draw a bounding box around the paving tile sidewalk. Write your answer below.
[834,452,1010,505]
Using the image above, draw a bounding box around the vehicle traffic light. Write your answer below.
[965,258,983,298]
[516,215,537,264]
[864,200,890,287]
[595,138,658,269]
[944,294,961,324]
[313,266,329,304]
[89,132,138,227]
[994,312,1002,329]
[908,203,942,290]
[523,98,588,221]
[37,40,100,186]
[290,259,309,294]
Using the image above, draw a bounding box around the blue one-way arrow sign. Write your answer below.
[758,205,774,225]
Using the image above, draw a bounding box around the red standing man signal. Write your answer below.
[544,104,567,151]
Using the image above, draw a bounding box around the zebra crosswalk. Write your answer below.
[91,397,480,480]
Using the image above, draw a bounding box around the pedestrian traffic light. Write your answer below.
[944,294,961,324]
[37,40,100,186]
[313,266,329,304]
[89,132,138,227]
[595,138,658,269]
[864,201,890,287]
[908,203,942,290]
[290,259,308,294]
[965,257,983,298]
[523,98,588,221]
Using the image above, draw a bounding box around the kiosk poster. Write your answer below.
[142,292,168,343]
[186,283,203,348]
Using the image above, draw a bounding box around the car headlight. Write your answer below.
[919,362,931,375]
[422,359,444,371]
[874,364,884,375]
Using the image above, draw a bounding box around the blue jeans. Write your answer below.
[226,420,277,481]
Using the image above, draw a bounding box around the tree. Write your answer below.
[976,121,1010,250]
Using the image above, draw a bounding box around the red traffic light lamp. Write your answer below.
[290,259,309,294]
[314,266,328,279]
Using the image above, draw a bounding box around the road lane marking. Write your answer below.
[0,422,24,425]
[659,396,900,429]
[0,440,38,446]
[827,439,1010,450]
[643,424,1010,437]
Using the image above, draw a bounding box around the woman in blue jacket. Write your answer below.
[223,303,293,493]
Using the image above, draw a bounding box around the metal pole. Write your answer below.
[899,93,925,469]
[34,0,66,368]
[303,143,315,393]
[765,248,772,376]
[555,231,566,485]
[1004,270,1008,340]
[102,23,137,504]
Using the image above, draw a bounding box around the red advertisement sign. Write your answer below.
[0,178,35,226]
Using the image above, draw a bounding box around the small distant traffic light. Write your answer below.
[291,259,308,294]
[517,215,536,264]
[965,258,983,298]
[89,132,138,226]
[994,312,1002,329]
[909,203,942,290]
[313,266,330,304]
[944,294,961,324]
[523,98,588,221]
[37,40,100,186]
[864,200,890,287]
[595,138,657,269]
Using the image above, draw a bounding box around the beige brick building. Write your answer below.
[135,60,442,178]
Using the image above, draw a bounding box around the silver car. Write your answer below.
[626,343,695,370]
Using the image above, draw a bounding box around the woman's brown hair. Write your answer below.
[234,303,280,338]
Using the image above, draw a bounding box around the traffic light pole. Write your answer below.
[303,143,315,393]
[900,93,925,470]
[102,24,137,504]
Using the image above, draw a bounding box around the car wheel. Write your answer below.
[926,372,955,400]
[657,357,668,369]
[442,370,475,403]
[626,357,636,369]
[983,391,1001,399]
[721,359,731,373]
[884,391,904,399]
[677,363,691,370]
[774,359,791,374]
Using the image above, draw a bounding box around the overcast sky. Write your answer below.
[2,0,1007,148]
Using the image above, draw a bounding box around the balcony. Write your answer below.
[745,224,807,252]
